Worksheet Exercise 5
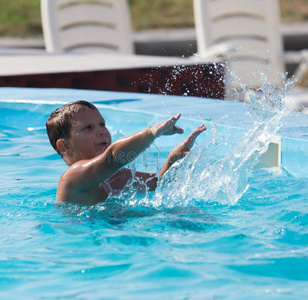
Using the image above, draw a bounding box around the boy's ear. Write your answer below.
[56,139,70,155]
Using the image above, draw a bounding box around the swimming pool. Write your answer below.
[0,87,308,298]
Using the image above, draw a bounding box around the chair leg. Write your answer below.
[294,50,308,87]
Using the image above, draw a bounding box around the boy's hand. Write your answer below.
[168,124,206,163]
[150,114,184,138]
[159,124,206,178]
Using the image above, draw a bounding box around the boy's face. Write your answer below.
[67,106,111,162]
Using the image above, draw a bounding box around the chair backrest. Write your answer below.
[193,0,285,95]
[41,0,134,54]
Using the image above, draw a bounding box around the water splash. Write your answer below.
[123,61,295,209]
[151,79,292,208]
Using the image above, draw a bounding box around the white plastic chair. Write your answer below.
[41,0,134,54]
[193,0,285,99]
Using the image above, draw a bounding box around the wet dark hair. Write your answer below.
[46,100,97,157]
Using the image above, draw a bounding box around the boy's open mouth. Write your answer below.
[97,142,109,149]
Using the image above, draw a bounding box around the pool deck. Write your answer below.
[0,52,199,77]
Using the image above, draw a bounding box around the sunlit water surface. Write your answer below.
[0,84,308,299]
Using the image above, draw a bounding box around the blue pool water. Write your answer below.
[0,87,308,299]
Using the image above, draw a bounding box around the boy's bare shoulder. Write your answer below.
[57,169,109,205]
[56,169,79,203]
[56,167,134,204]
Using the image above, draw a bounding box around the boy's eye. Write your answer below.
[84,125,93,130]
[99,122,105,127]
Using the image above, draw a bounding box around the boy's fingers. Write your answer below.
[186,124,206,148]
[174,126,184,134]
[190,124,206,138]
[174,113,181,120]
[195,124,207,133]
[168,114,181,125]
[161,114,183,135]
[152,114,182,137]
[189,125,206,139]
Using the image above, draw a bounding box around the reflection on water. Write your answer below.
[1,77,308,299]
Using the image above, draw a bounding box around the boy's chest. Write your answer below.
[60,168,133,205]
[101,168,133,196]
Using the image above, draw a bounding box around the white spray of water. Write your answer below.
[122,62,294,209]
[152,78,292,208]
[152,58,298,208]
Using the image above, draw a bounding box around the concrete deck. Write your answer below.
[0,52,198,76]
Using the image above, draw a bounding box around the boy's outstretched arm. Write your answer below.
[61,114,184,193]
[110,113,183,166]
[160,124,206,178]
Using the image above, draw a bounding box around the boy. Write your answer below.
[46,101,206,205]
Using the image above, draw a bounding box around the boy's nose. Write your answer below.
[97,128,105,136]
